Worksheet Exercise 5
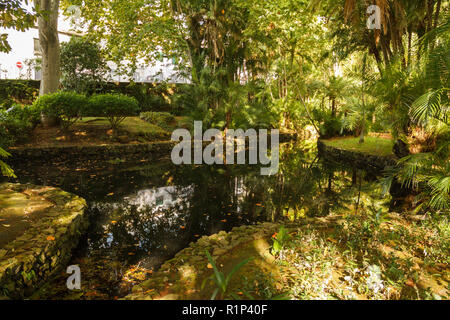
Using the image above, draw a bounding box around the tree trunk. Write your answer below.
[36,0,60,96]
[433,0,442,30]
[331,97,336,117]
[407,30,412,67]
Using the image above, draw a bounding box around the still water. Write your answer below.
[7,141,378,299]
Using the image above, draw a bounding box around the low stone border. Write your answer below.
[124,222,280,300]
[7,141,176,165]
[0,183,88,299]
[317,140,397,173]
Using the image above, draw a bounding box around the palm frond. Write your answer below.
[410,88,448,126]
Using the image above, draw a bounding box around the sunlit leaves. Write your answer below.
[0,0,37,52]
[410,88,448,126]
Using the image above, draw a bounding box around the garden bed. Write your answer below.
[318,138,397,173]
[13,117,173,148]
[0,183,88,299]
[124,213,449,300]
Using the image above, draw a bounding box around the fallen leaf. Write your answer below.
[327,237,338,244]
[405,279,415,287]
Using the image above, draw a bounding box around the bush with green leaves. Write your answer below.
[318,117,343,139]
[0,80,40,109]
[0,104,39,147]
[140,111,175,128]
[88,94,139,129]
[60,37,108,94]
[6,103,41,128]
[33,92,89,130]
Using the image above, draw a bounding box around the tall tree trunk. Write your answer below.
[331,97,336,117]
[433,0,442,30]
[407,30,412,67]
[36,0,60,96]
[431,0,442,50]
[426,0,434,33]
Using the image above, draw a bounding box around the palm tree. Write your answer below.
[0,147,15,177]
[382,16,449,212]
[311,0,444,69]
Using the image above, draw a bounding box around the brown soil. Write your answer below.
[13,124,140,148]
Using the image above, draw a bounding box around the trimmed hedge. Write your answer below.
[0,79,191,114]
[0,80,40,109]
[88,93,139,129]
[33,92,89,130]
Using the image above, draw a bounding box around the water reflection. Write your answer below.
[5,141,380,298]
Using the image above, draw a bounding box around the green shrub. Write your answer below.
[0,103,42,148]
[33,92,88,130]
[61,37,108,93]
[140,111,175,128]
[88,93,139,129]
[6,104,41,128]
[319,117,343,139]
[0,113,33,148]
[0,80,40,108]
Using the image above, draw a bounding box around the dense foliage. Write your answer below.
[88,93,139,129]
[2,1,448,210]
[33,91,89,130]
[140,111,175,128]
[60,37,109,94]
[0,0,37,52]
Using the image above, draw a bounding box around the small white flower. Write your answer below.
[366,265,384,294]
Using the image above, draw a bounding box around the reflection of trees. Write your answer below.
[249,142,364,220]
[87,185,193,254]
[13,142,378,266]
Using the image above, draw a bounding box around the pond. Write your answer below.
[5,141,384,299]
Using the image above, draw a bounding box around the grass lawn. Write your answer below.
[322,136,395,156]
[79,117,170,140]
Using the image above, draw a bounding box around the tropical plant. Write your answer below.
[0,147,15,177]
[271,226,290,257]
[381,21,449,212]
[201,250,254,300]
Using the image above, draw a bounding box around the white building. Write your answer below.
[0,13,189,83]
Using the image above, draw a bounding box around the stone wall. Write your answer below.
[0,183,89,299]
[7,142,176,166]
[317,140,397,174]
[124,222,280,300]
